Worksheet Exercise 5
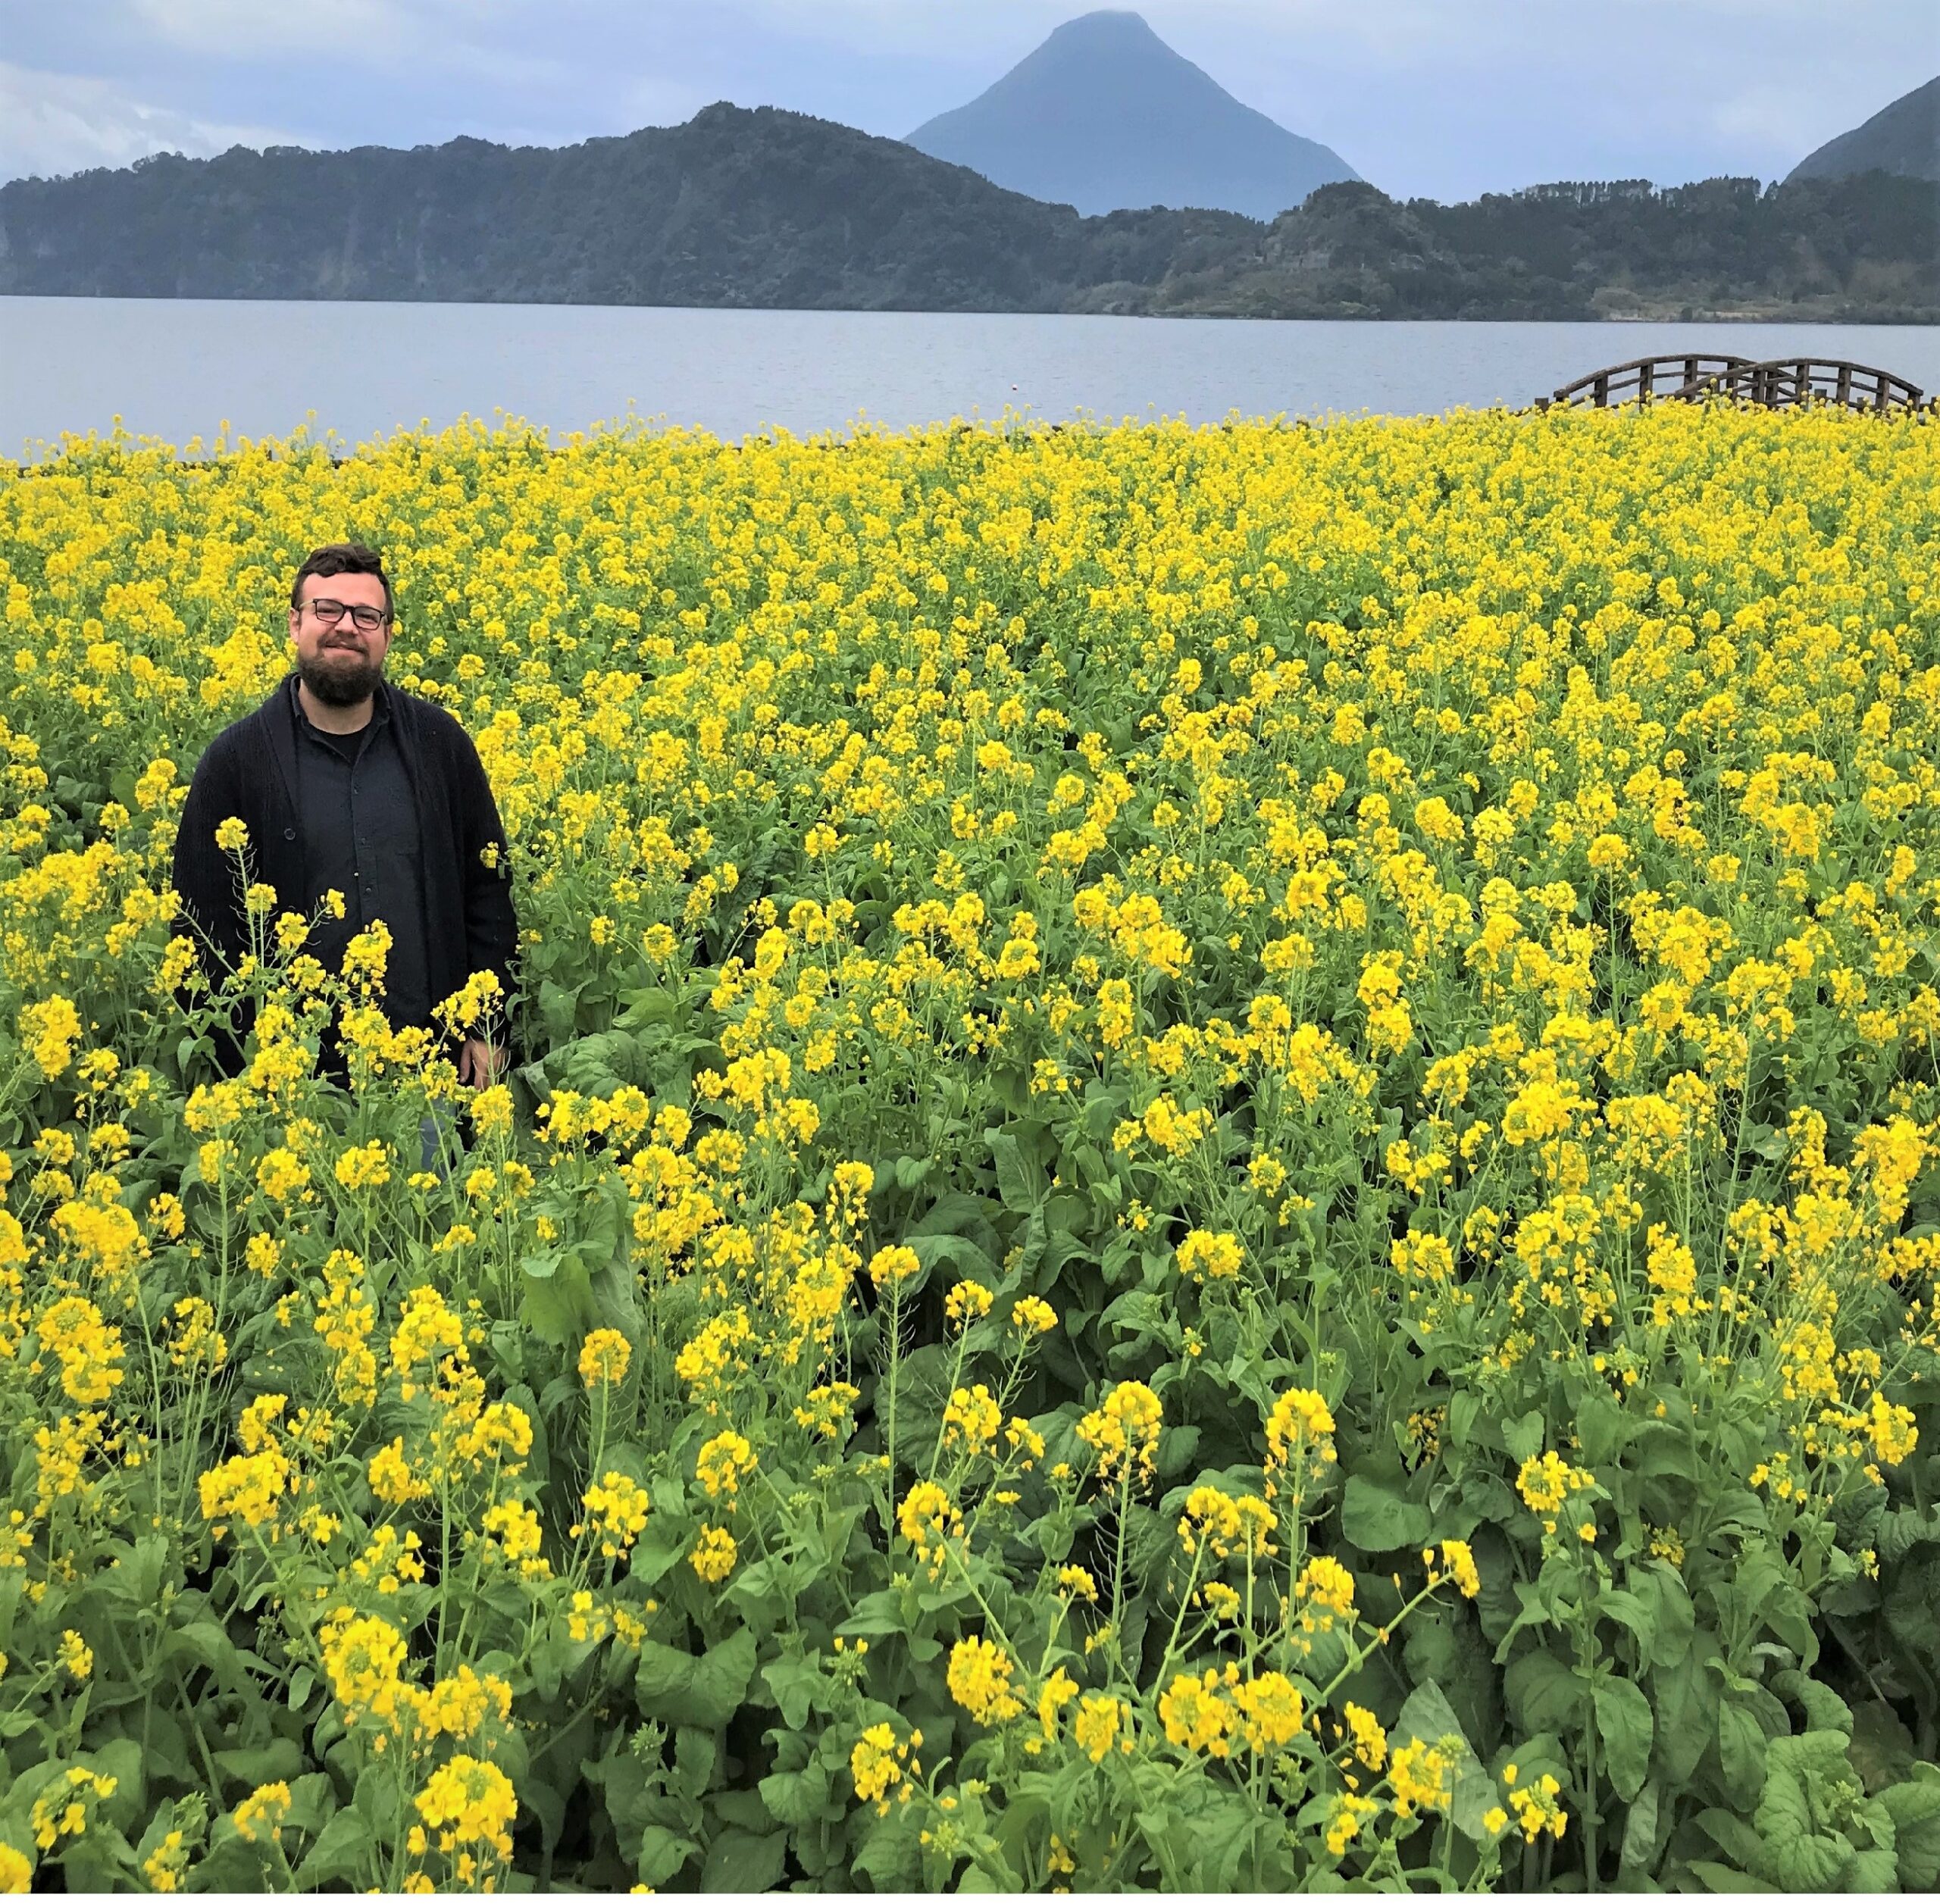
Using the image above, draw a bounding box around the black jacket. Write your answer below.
[171,677,518,1051]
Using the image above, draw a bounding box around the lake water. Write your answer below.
[2,295,1936,452]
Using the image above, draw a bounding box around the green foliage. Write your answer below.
[0,107,1933,320]
[0,408,1938,1889]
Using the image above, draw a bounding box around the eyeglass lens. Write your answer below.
[308,599,386,630]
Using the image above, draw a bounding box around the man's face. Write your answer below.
[289,571,392,706]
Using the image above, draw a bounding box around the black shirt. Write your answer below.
[291,680,436,1031]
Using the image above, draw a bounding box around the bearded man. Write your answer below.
[172,541,517,1083]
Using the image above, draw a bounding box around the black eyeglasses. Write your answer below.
[303,598,390,632]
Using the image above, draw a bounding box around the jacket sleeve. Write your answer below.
[450,726,520,1031]
[171,733,249,977]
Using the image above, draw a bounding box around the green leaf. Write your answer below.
[1653,1646,1719,1784]
[1688,1859,1777,1893]
[1575,1394,1633,1467]
[99,1535,167,1609]
[702,1827,787,1892]
[1718,1696,1772,1806]
[538,977,581,1043]
[189,1834,274,1892]
[671,1727,718,1802]
[293,1807,374,1888]
[758,1758,832,1829]
[1341,1474,1432,1552]
[1503,1409,1547,1462]
[1631,1564,1695,1670]
[211,1740,308,1789]
[1695,1806,1769,1874]
[711,1788,774,1834]
[1504,1649,1585,1735]
[840,1587,914,1639]
[1594,1677,1654,1802]
[1879,1504,1940,1565]
[761,1652,826,1731]
[986,1127,1047,1214]
[1402,1606,1501,1757]
[88,1740,146,1832]
[1849,1701,1917,1793]
[1773,1668,1852,1737]
[1761,1810,1850,1891]
[1594,1588,1654,1658]
[352,1761,402,1837]
[1619,1779,1660,1880]
[1395,1680,1474,1757]
[1882,1548,1940,1656]
[1880,1773,1940,1890]
[524,1780,567,1859]
[627,1518,689,1590]
[1851,1843,1899,1891]
[283,1774,338,1837]
[903,1233,986,1287]
[635,1627,757,1732]
[521,1247,596,1345]
[635,1825,698,1888]
[853,1802,925,1890]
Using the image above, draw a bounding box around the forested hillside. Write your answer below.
[2,105,1932,320]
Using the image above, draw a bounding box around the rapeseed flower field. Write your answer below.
[0,404,1937,1890]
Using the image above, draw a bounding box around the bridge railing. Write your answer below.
[1691,358,1925,410]
[1542,354,1926,413]
[1542,355,1754,409]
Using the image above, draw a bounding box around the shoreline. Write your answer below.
[2,289,1935,324]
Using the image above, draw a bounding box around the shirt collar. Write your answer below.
[290,671,390,736]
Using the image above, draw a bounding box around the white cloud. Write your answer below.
[124,0,563,76]
[124,0,411,57]
[0,61,297,182]
[120,0,623,108]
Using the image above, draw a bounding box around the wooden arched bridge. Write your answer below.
[1540,355,1926,412]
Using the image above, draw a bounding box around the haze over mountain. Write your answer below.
[1787,76,1940,184]
[906,11,1358,220]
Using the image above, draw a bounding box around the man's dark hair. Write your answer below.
[290,542,393,620]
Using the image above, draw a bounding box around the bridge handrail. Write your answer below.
[1542,353,1926,412]
[1686,358,1925,408]
[1544,355,1755,408]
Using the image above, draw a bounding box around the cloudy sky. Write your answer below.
[2,0,1926,201]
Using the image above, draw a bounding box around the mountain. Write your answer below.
[0,108,1931,321]
[906,10,1358,220]
[1787,76,1939,184]
[0,105,1245,310]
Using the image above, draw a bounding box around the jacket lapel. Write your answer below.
[264,675,302,818]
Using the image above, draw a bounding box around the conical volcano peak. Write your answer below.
[1045,11,1168,45]
[907,11,1359,220]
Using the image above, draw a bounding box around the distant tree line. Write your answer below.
[1138,171,1938,321]
[1,104,1932,321]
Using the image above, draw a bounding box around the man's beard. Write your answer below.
[299,642,385,707]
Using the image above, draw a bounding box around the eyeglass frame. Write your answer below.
[299,597,393,633]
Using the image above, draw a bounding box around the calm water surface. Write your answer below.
[3,296,1937,451]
